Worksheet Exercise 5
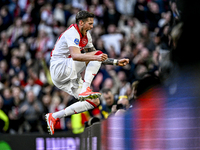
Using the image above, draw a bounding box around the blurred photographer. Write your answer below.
[111,96,131,116]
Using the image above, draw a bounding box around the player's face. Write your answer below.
[82,17,94,36]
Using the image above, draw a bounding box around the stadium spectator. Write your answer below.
[95,65,120,95]
[40,3,53,26]
[0,59,8,78]
[66,6,80,27]
[139,23,151,46]
[113,96,131,116]
[87,0,104,22]
[103,0,121,30]
[115,0,136,16]
[0,31,9,49]
[117,71,131,96]
[30,0,45,28]
[14,24,34,47]
[18,90,43,133]
[118,16,143,40]
[100,88,118,119]
[31,28,54,63]
[134,0,148,23]
[101,24,123,55]
[2,88,14,115]
[146,1,161,31]
[7,17,23,47]
[9,56,27,77]
[158,11,172,28]
[24,76,42,98]
[0,6,13,32]
[8,86,24,133]
[0,35,11,63]
[53,2,67,26]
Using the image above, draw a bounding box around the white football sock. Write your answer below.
[52,100,96,119]
[81,82,90,93]
[52,110,66,119]
[64,100,96,117]
[81,61,101,93]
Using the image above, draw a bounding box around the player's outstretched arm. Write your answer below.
[102,58,129,66]
[84,47,130,66]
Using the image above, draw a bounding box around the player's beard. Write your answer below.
[80,28,87,36]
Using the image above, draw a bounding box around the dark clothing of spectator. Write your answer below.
[134,0,148,23]
[147,10,161,31]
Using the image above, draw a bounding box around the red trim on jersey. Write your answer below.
[73,24,82,38]
[86,100,97,108]
[50,32,64,57]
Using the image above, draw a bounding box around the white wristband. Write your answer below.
[113,59,118,66]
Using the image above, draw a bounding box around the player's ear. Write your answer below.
[79,20,84,26]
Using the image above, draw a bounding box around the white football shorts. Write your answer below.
[50,56,86,98]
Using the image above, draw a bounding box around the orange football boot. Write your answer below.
[78,87,101,101]
[45,113,59,135]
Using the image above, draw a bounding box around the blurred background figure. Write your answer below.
[111,95,131,116]
[100,88,118,119]
[8,86,24,134]
[18,90,43,133]
[0,95,9,133]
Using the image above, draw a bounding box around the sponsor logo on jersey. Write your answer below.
[74,38,79,45]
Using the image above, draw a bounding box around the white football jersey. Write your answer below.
[50,24,93,58]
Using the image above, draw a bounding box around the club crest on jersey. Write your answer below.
[74,38,79,45]
[82,38,87,45]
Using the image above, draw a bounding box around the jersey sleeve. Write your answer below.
[64,28,80,48]
[85,31,94,48]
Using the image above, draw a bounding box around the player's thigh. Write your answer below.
[50,59,71,82]
[73,60,86,74]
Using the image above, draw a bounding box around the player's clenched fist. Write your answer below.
[98,53,108,61]
[117,58,129,66]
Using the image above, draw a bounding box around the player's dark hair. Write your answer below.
[76,11,95,24]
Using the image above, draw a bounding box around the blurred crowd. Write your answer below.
[0,0,179,134]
